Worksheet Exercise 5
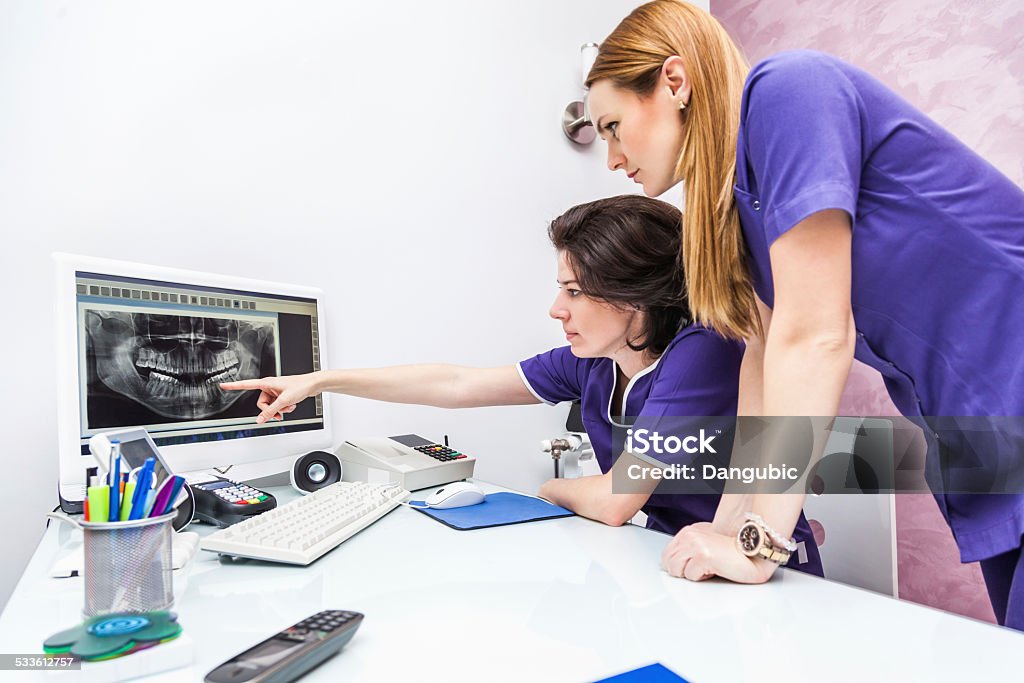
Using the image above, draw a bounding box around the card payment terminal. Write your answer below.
[189,474,277,528]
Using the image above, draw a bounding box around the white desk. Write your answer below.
[1,480,1021,682]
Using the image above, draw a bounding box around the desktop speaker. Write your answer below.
[291,451,343,494]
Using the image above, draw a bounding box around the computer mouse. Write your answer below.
[424,482,486,509]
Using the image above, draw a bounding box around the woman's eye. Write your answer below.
[567,289,582,298]
[607,122,619,139]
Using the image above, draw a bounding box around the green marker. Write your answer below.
[119,482,136,521]
[86,484,109,525]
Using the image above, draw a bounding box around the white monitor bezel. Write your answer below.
[54,253,332,496]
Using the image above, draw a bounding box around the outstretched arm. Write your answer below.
[222,364,539,423]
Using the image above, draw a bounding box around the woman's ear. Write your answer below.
[661,55,691,106]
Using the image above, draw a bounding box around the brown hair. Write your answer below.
[549,195,691,356]
[586,0,758,340]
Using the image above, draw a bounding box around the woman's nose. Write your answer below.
[607,147,625,172]
[549,297,568,321]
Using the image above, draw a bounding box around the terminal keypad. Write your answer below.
[413,444,469,462]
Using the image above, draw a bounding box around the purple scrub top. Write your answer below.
[735,50,1024,562]
[518,324,824,576]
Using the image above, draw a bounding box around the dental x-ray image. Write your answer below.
[84,310,277,427]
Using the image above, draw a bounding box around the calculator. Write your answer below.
[191,475,277,527]
[205,610,363,683]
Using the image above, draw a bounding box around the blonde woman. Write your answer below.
[585,0,1024,630]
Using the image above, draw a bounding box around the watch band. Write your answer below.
[743,512,797,552]
[736,514,794,566]
[757,543,792,565]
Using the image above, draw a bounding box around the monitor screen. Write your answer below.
[74,271,324,455]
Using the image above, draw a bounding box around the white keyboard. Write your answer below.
[200,481,409,565]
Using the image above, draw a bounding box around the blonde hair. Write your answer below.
[587,0,758,340]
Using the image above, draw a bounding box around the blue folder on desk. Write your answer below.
[593,663,690,683]
[409,492,573,530]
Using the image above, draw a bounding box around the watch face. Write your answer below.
[738,522,762,556]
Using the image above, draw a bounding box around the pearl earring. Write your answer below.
[679,99,687,111]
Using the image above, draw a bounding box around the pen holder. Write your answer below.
[80,511,176,618]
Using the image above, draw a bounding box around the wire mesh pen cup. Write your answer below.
[80,511,176,618]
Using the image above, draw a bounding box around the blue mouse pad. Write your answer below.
[592,663,690,683]
[408,492,573,530]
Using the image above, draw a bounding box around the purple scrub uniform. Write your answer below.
[518,324,825,577]
[734,50,1024,625]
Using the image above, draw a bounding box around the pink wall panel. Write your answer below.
[712,0,1022,184]
[712,0,1021,623]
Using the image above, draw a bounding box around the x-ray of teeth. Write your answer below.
[85,310,276,425]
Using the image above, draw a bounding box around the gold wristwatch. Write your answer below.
[736,513,797,565]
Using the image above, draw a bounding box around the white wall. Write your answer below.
[1,0,712,610]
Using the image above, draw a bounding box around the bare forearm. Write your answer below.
[713,344,763,534]
[754,328,855,535]
[737,341,765,417]
[540,476,618,523]
[313,365,533,409]
[312,365,462,407]
[762,325,853,417]
[540,473,649,527]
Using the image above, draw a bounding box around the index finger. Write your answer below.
[220,379,264,391]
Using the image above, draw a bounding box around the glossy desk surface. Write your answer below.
[1,481,1020,682]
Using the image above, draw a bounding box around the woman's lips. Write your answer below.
[566,332,578,341]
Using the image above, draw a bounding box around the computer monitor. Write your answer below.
[54,253,332,510]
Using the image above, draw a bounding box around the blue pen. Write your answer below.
[129,458,156,520]
[130,462,153,520]
[129,470,152,520]
[108,453,121,522]
[129,467,144,507]
[143,490,156,517]
[107,440,119,483]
